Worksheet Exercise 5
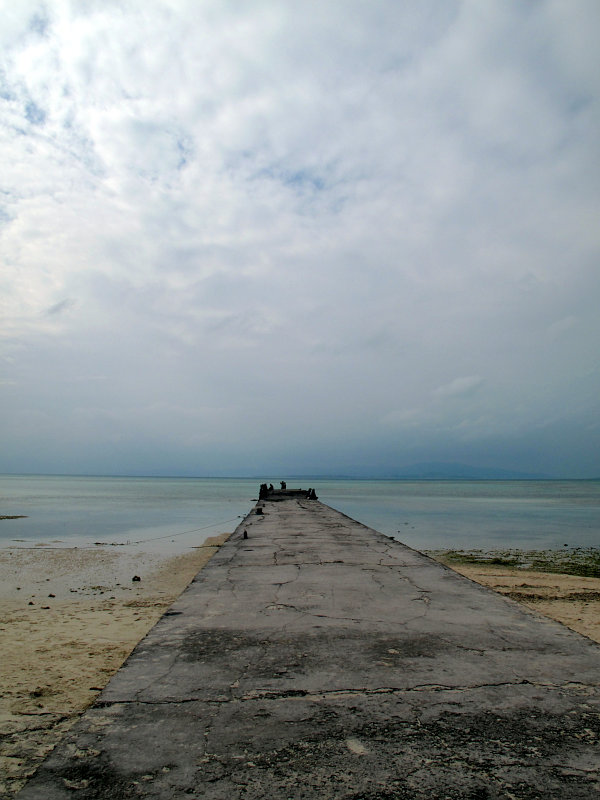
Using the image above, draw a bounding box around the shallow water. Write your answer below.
[316,479,600,550]
[0,476,257,554]
[0,475,598,554]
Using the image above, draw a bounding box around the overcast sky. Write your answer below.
[1,1,599,478]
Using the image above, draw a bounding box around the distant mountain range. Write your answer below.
[385,462,553,480]
[291,463,554,480]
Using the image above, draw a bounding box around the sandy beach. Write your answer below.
[2,540,599,797]
[0,535,229,797]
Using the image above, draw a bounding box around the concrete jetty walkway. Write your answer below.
[18,495,600,799]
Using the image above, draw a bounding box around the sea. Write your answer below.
[0,475,599,555]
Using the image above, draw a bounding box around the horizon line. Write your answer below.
[1,472,598,482]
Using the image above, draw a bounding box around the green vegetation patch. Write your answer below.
[426,547,600,578]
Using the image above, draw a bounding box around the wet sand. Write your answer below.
[0,535,229,797]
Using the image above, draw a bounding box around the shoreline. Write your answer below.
[0,535,230,797]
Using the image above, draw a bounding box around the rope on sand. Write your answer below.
[130,515,242,545]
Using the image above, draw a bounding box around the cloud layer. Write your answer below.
[1,1,599,477]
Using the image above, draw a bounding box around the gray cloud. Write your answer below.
[45,298,76,316]
[433,377,485,399]
[0,0,599,477]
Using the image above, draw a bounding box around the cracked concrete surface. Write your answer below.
[17,497,600,799]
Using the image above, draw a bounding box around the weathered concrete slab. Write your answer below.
[17,497,600,799]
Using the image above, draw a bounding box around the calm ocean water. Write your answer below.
[0,475,599,554]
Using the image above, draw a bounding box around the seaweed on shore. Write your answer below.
[426,547,600,578]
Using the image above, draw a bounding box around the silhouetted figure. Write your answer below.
[269,483,274,492]
[259,483,268,499]
[307,488,318,500]
[280,481,287,489]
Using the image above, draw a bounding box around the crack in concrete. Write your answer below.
[223,560,383,568]
[272,565,301,588]
[95,677,597,709]
[124,648,181,703]
[436,636,487,655]
[224,564,243,603]
[260,602,403,625]
[285,599,433,626]
[360,565,432,604]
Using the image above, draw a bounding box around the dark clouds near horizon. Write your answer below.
[1,0,599,478]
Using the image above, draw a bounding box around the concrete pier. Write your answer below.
[17,496,600,798]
